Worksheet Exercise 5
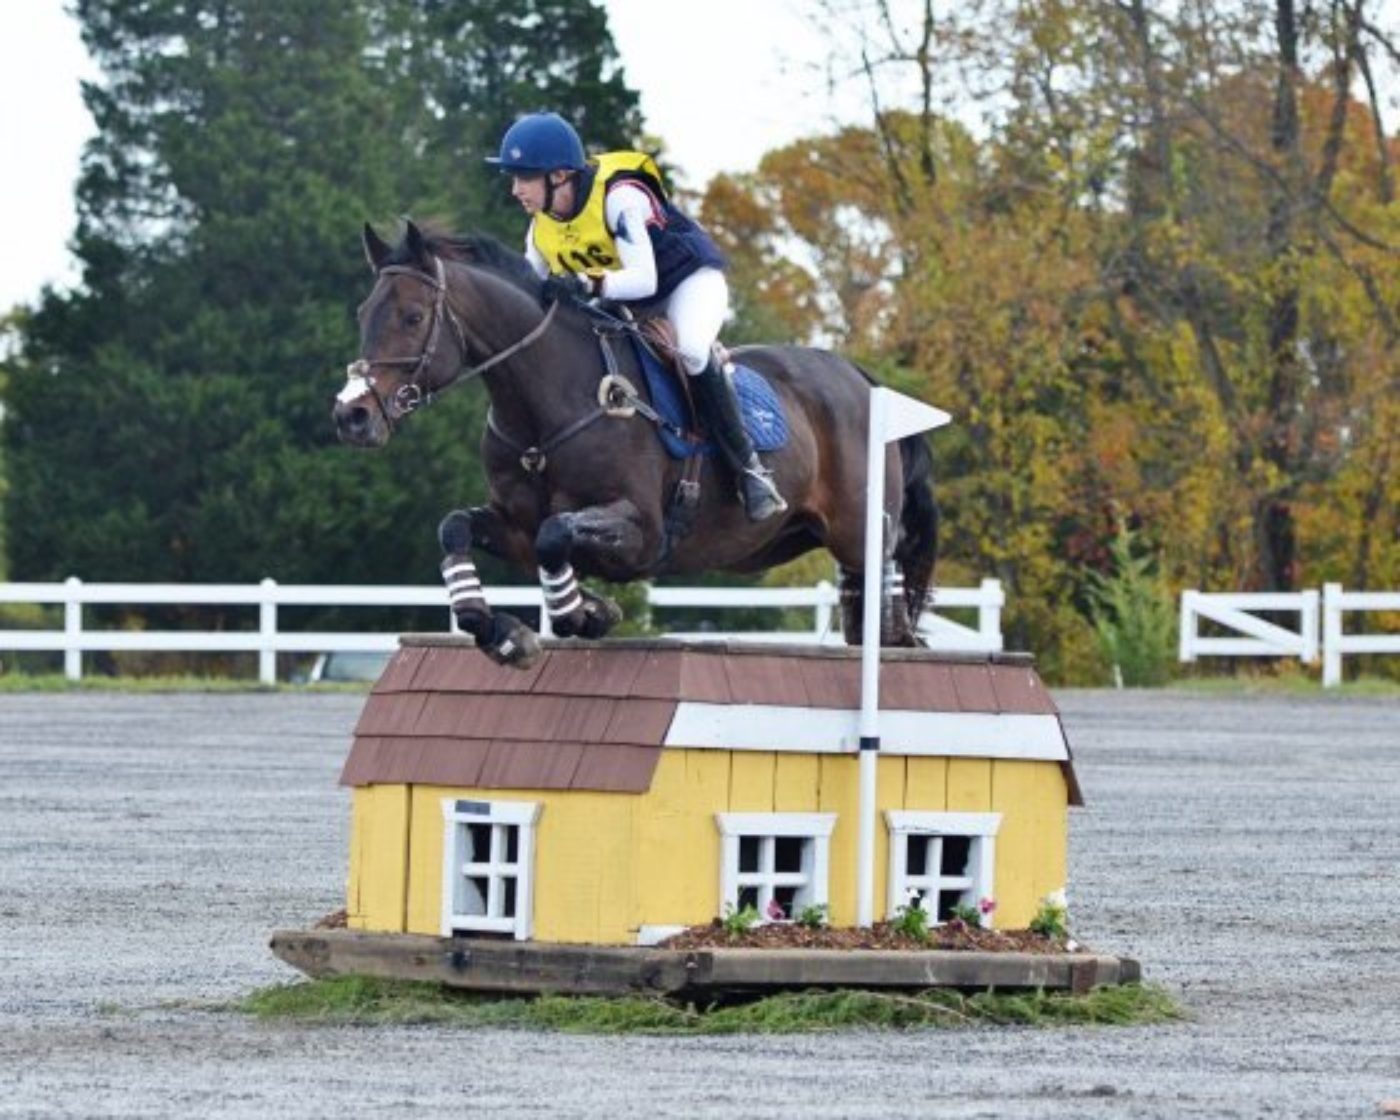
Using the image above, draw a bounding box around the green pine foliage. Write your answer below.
[1085,523,1178,687]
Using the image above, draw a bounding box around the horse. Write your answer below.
[333,219,938,668]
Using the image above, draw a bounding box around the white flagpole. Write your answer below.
[856,389,888,928]
[855,387,951,928]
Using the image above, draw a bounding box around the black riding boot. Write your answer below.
[692,358,787,522]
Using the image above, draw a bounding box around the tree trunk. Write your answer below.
[1259,0,1303,591]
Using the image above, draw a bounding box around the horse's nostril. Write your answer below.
[334,402,374,440]
[336,404,367,431]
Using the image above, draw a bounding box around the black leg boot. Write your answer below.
[691,358,788,521]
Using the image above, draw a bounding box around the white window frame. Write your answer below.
[440,798,542,940]
[885,810,1001,927]
[715,812,836,921]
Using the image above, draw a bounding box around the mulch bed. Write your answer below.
[659,918,1073,954]
[308,910,1073,954]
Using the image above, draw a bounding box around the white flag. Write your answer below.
[876,387,952,444]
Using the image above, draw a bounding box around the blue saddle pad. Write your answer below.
[631,336,789,460]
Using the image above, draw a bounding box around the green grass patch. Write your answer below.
[234,975,1183,1033]
[1173,671,1400,696]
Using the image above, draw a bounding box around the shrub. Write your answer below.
[1085,522,1176,686]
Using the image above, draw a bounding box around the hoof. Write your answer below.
[577,594,623,639]
[482,616,541,669]
[550,593,623,640]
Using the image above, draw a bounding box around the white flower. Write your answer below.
[1045,888,1068,909]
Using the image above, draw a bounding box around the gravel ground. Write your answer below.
[0,689,1398,1119]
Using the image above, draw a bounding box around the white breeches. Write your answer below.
[662,268,729,374]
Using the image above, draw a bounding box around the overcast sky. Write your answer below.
[0,0,872,313]
[6,1,1399,314]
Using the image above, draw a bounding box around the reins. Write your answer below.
[341,258,558,427]
[345,257,684,477]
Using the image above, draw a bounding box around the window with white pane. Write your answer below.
[440,798,541,940]
[716,813,836,921]
[885,811,1000,926]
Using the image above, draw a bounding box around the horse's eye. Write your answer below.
[405,311,423,327]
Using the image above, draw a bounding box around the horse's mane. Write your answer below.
[390,223,542,298]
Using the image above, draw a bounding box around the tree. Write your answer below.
[705,0,1400,679]
[2,0,640,595]
[402,0,644,236]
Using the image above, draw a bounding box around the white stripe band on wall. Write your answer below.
[663,703,1068,761]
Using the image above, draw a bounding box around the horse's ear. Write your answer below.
[403,218,432,267]
[363,222,392,272]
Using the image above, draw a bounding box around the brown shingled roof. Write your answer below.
[339,638,1080,802]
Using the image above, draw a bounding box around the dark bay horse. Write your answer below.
[333,220,937,667]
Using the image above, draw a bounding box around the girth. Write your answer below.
[485,324,690,475]
[485,321,706,568]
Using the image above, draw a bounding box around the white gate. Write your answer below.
[1178,590,1320,665]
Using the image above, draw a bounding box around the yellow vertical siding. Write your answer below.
[530,789,637,943]
[635,750,727,930]
[347,784,410,932]
[638,750,722,929]
[904,756,949,810]
[990,761,1069,929]
[947,758,993,811]
[729,751,777,811]
[404,784,449,935]
[817,754,860,925]
[874,756,907,921]
[773,753,820,810]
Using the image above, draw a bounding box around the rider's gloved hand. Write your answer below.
[540,272,597,308]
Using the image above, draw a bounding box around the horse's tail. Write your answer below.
[894,431,939,628]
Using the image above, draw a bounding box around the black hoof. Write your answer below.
[482,615,541,669]
[578,595,623,639]
[550,594,623,640]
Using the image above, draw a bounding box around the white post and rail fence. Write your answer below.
[10,578,1396,688]
[0,576,1005,684]
[1180,585,1400,687]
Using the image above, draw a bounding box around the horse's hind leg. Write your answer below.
[838,563,918,647]
[535,502,651,639]
[439,510,541,668]
[838,567,863,645]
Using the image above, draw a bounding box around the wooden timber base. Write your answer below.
[270,929,1141,998]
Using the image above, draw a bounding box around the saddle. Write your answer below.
[587,313,789,565]
[628,318,789,460]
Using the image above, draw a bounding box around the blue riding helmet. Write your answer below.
[486,113,587,174]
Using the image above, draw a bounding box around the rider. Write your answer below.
[486,111,786,522]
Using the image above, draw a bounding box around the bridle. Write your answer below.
[340,256,557,427]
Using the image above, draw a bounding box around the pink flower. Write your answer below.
[765,898,786,921]
[978,897,997,915]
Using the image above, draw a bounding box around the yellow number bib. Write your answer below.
[530,151,666,278]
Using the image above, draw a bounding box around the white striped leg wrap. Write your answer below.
[540,565,583,618]
[884,561,905,600]
[441,556,486,610]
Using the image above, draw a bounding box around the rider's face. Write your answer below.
[510,174,547,214]
[510,171,573,216]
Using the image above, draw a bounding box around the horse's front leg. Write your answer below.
[438,509,541,668]
[535,500,652,639]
